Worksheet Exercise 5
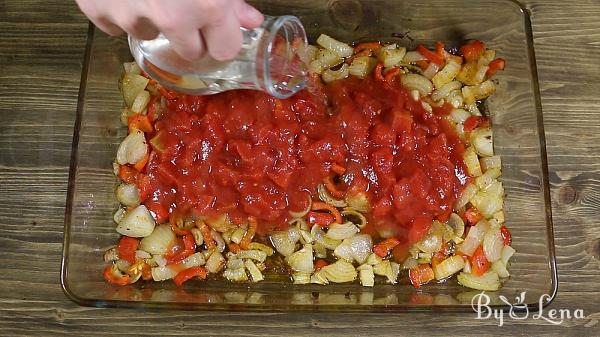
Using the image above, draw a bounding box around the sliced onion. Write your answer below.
[318,184,347,208]
[350,234,373,264]
[434,255,465,280]
[288,227,301,243]
[463,146,483,177]
[447,90,464,109]
[211,230,226,253]
[153,254,167,267]
[402,257,418,270]
[416,232,443,254]
[475,167,501,190]
[310,270,329,285]
[346,192,370,213]
[450,108,471,124]
[286,244,313,272]
[293,271,311,284]
[116,204,155,238]
[116,129,147,165]
[181,252,206,268]
[289,217,309,231]
[236,249,267,263]
[270,229,298,257]
[423,62,441,79]
[310,224,326,247]
[116,183,140,207]
[491,260,510,278]
[432,81,463,102]
[366,252,383,266]
[483,228,503,263]
[447,213,465,238]
[223,267,248,282]
[357,264,375,287]
[313,242,328,259]
[341,208,367,229]
[403,51,427,63]
[316,34,353,58]
[471,127,494,157]
[139,224,175,255]
[470,184,504,218]
[458,219,490,256]
[227,258,244,270]
[322,63,350,83]
[501,245,516,265]
[230,227,246,244]
[151,265,178,281]
[247,242,274,256]
[244,259,264,282]
[333,238,354,262]
[401,73,433,96]
[322,259,357,283]
[457,271,500,291]
[205,213,234,233]
[135,249,151,260]
[103,247,118,262]
[326,222,359,240]
[480,155,502,171]
[205,250,225,273]
[432,61,461,88]
[113,208,126,224]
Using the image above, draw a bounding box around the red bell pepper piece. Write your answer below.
[464,207,483,225]
[374,62,385,82]
[117,236,139,264]
[118,165,139,184]
[373,237,401,258]
[165,234,196,265]
[314,259,328,272]
[460,40,485,62]
[471,245,491,276]
[463,116,487,133]
[306,211,335,227]
[128,114,153,133]
[500,225,512,245]
[416,44,445,66]
[409,264,435,288]
[103,265,131,286]
[173,266,208,286]
[486,58,506,78]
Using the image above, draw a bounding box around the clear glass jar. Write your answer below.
[129,15,308,99]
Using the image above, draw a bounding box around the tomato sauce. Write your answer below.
[143,76,467,237]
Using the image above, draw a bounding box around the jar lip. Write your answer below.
[262,15,308,99]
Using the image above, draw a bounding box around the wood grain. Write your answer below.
[0,0,599,336]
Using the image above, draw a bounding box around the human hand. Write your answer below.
[75,0,264,61]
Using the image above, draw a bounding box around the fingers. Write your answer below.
[75,0,124,36]
[202,9,243,61]
[162,28,206,61]
[120,16,160,41]
[234,0,264,29]
[75,0,266,61]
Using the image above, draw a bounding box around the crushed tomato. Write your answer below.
[141,76,468,242]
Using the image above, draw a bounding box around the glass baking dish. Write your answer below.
[61,0,557,311]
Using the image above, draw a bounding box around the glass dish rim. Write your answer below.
[60,0,558,312]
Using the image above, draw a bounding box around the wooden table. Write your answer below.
[1,0,598,335]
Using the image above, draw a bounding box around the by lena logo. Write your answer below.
[471,291,585,326]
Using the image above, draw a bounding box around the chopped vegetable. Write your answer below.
[173,266,208,286]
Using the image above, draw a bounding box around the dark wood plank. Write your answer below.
[0,0,599,336]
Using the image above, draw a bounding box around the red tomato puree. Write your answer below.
[144,76,467,239]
